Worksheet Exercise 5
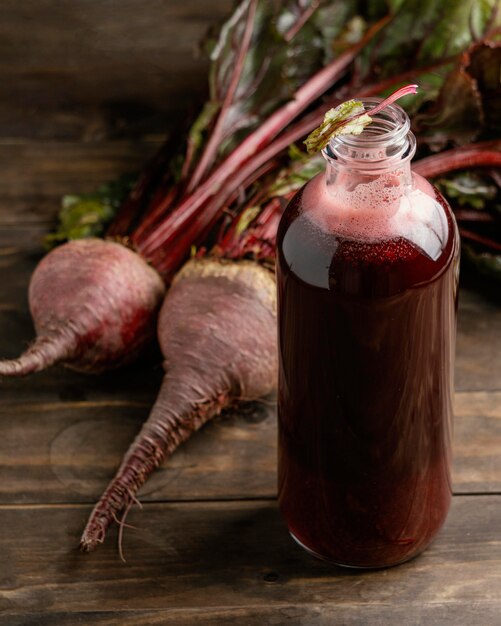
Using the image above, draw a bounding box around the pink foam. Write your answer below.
[301,172,448,261]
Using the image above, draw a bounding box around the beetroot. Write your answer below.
[80,257,277,551]
[0,239,164,376]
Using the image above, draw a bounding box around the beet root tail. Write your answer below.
[0,331,77,377]
[80,258,277,553]
[80,379,229,552]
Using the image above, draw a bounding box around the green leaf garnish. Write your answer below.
[304,84,418,154]
[304,100,372,153]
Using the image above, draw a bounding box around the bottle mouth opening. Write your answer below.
[323,99,415,172]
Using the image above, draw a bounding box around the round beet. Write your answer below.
[0,239,165,376]
[80,257,277,551]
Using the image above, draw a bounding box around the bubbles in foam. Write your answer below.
[301,173,449,261]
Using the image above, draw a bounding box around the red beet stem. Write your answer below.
[454,209,494,223]
[244,57,457,169]
[283,0,320,42]
[187,0,322,191]
[366,84,418,115]
[137,157,280,250]
[459,227,501,253]
[138,76,438,275]
[148,86,366,275]
[413,142,501,179]
[131,183,180,243]
[115,27,448,259]
[106,140,174,237]
[187,0,259,193]
[143,106,341,276]
[107,104,198,239]
[0,331,77,377]
[137,22,443,271]
[214,194,290,262]
[134,16,389,259]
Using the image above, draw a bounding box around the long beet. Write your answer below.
[79,159,307,551]
[80,257,277,551]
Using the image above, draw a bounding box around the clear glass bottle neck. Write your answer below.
[322,99,416,192]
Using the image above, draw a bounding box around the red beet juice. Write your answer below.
[276,101,460,568]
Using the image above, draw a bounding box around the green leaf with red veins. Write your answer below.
[304,99,371,153]
[414,40,501,149]
[187,0,334,175]
[305,84,418,154]
[367,0,498,77]
[356,0,499,113]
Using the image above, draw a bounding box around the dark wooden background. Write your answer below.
[0,0,233,140]
[1,2,501,625]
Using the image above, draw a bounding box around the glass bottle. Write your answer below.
[276,100,460,568]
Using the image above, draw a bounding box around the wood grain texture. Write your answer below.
[0,0,233,140]
[454,391,501,493]
[0,397,275,504]
[1,2,499,622]
[0,497,500,621]
[0,141,161,226]
[0,391,499,505]
[6,605,501,626]
[456,289,501,392]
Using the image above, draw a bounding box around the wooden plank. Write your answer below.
[0,0,233,140]
[0,496,500,619]
[456,289,501,392]
[0,141,161,226]
[0,390,499,505]
[0,397,275,504]
[454,391,501,493]
[5,603,501,626]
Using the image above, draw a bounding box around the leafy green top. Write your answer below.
[45,176,134,250]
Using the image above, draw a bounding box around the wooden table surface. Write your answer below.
[0,142,500,626]
[1,3,501,623]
